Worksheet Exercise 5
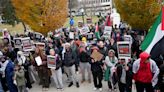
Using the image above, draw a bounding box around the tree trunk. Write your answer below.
[22,22,27,32]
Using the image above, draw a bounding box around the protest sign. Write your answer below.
[124,35,133,44]
[22,37,33,51]
[14,38,22,48]
[103,26,112,38]
[35,42,45,51]
[35,56,42,66]
[86,33,94,40]
[86,18,92,24]
[80,26,90,35]
[69,32,74,39]
[47,55,56,69]
[117,41,131,59]
[91,50,104,62]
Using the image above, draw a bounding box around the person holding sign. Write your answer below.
[33,47,51,91]
[89,47,104,91]
[49,49,64,91]
[104,50,118,91]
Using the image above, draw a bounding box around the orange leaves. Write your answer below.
[114,0,161,31]
[12,0,68,35]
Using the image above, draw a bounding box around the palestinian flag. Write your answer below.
[141,8,164,65]
[95,23,101,40]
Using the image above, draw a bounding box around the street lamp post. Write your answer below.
[81,8,84,25]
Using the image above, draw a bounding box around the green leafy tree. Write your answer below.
[0,0,19,26]
[114,0,161,31]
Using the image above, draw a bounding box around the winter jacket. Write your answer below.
[63,50,75,67]
[55,55,62,70]
[133,52,159,87]
[79,51,90,63]
[15,67,26,86]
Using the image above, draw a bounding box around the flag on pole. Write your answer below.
[141,7,164,62]
[95,23,101,40]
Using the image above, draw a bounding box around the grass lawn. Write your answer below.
[0,16,99,35]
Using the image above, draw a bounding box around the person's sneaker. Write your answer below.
[68,82,73,87]
[76,82,80,88]
[60,88,64,91]
[99,88,103,92]
[93,87,97,91]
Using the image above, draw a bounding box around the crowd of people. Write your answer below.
[0,14,163,92]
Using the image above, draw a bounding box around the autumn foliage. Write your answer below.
[114,0,161,31]
[11,0,68,35]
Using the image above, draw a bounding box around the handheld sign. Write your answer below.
[22,37,33,51]
[103,26,112,38]
[47,55,56,69]
[80,26,90,35]
[35,56,42,66]
[14,38,22,48]
[117,41,131,59]
[91,50,104,62]
[124,35,133,44]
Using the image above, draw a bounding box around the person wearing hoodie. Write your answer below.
[133,52,159,92]
[49,49,64,91]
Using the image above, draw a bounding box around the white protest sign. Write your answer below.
[22,37,33,51]
[80,26,90,35]
[124,35,133,44]
[14,38,22,48]
[35,56,42,66]
[103,26,112,38]
[69,32,74,39]
[47,55,56,69]
[117,41,131,59]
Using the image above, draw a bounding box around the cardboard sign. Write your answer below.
[14,38,22,48]
[35,56,42,66]
[80,26,90,35]
[22,37,33,51]
[35,42,45,51]
[117,41,131,59]
[47,55,56,69]
[91,50,104,62]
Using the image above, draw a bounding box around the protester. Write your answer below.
[63,43,79,88]
[157,63,164,92]
[14,64,26,92]
[79,46,92,83]
[104,49,118,91]
[0,55,18,92]
[89,47,104,91]
[49,49,64,91]
[116,58,133,92]
[33,47,51,91]
[133,52,159,92]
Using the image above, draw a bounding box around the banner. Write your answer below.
[117,41,131,59]
[14,38,22,48]
[22,37,33,51]
[47,55,56,69]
